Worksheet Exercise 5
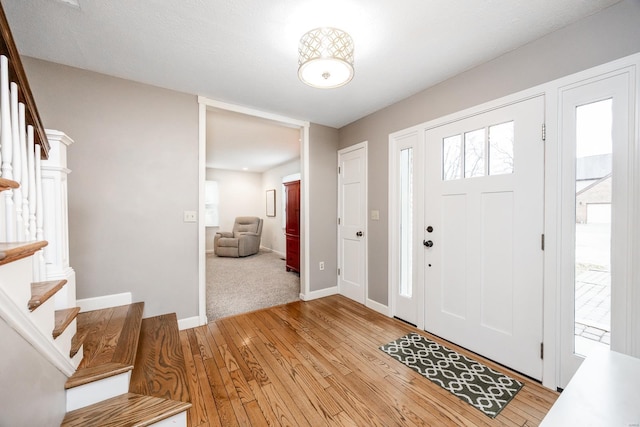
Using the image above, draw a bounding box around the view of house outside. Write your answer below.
[574,99,612,356]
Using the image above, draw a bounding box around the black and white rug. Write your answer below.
[380,332,523,418]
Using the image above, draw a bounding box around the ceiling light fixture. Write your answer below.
[298,27,354,89]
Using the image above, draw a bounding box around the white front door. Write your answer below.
[338,143,367,304]
[424,96,545,379]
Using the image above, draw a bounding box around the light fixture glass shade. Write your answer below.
[298,27,354,89]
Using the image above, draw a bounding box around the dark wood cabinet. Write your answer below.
[284,180,300,273]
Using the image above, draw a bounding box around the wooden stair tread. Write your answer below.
[65,362,133,389]
[53,307,80,338]
[0,176,19,192]
[66,302,144,388]
[129,313,191,403]
[0,240,47,266]
[61,392,191,427]
[28,279,67,311]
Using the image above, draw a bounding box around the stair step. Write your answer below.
[129,313,191,403]
[53,307,81,338]
[0,241,47,266]
[66,302,144,389]
[61,392,191,427]
[28,279,67,311]
[0,176,19,192]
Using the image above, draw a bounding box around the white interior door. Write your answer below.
[424,96,545,379]
[338,143,367,304]
[559,72,631,388]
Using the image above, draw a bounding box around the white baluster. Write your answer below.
[13,96,24,241]
[1,55,15,240]
[27,125,36,241]
[11,83,22,241]
[19,104,29,239]
[35,143,45,280]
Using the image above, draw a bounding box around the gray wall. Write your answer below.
[0,318,67,426]
[261,159,301,255]
[308,124,339,292]
[23,58,199,319]
[338,0,640,305]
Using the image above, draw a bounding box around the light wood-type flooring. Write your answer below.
[180,295,558,426]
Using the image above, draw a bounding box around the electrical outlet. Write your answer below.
[319,261,325,271]
[183,211,197,222]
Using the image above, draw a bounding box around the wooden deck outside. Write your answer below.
[181,295,558,426]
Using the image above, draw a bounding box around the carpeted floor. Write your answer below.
[206,249,300,321]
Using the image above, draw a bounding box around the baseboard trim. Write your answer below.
[366,298,389,316]
[272,250,285,259]
[178,316,200,331]
[77,292,132,312]
[300,286,338,301]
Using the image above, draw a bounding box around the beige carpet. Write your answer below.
[206,249,300,321]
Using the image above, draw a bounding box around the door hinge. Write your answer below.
[338,268,341,276]
[542,123,546,141]
[338,217,341,225]
[338,166,341,174]
[541,234,545,250]
[540,342,544,359]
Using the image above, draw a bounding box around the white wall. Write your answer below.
[261,159,300,255]
[205,168,263,252]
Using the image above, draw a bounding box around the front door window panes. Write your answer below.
[443,135,462,181]
[464,129,485,178]
[489,121,514,175]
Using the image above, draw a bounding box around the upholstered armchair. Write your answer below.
[214,216,264,257]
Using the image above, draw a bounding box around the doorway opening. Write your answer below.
[197,98,310,323]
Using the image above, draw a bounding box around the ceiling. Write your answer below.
[4,0,622,130]
[206,109,300,172]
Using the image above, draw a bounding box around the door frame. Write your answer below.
[387,52,640,390]
[337,141,368,305]
[197,97,310,327]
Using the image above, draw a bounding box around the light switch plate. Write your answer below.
[184,211,197,222]
[371,210,380,220]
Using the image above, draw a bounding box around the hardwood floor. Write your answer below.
[180,295,558,426]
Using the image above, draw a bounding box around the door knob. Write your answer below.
[356,231,363,237]
[423,240,433,248]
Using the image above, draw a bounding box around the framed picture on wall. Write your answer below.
[266,189,276,217]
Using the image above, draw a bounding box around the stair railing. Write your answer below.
[0,3,49,280]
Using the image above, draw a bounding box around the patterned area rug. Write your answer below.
[380,333,523,418]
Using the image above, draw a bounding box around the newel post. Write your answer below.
[42,129,76,309]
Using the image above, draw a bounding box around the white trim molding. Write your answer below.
[300,286,338,301]
[177,316,200,331]
[366,298,389,316]
[76,292,132,312]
